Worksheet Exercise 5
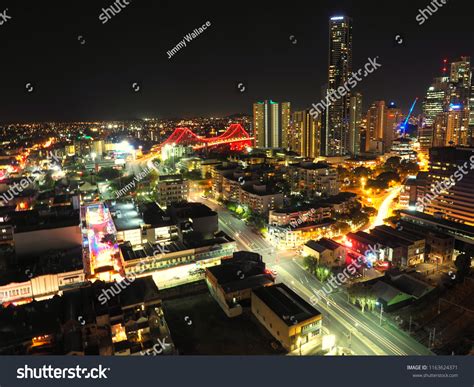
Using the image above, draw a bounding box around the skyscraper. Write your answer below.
[424,146,474,226]
[429,58,472,147]
[449,57,471,108]
[470,72,474,143]
[384,102,403,152]
[292,110,321,159]
[365,101,385,154]
[253,100,290,148]
[326,15,353,156]
[423,76,449,127]
[281,102,291,149]
[348,92,362,155]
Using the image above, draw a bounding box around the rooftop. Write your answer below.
[7,208,80,233]
[305,238,342,253]
[252,283,321,326]
[109,202,143,231]
[0,246,84,286]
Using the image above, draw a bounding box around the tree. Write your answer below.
[348,285,377,313]
[376,171,400,184]
[384,156,401,171]
[354,166,371,179]
[400,160,420,176]
[97,167,120,181]
[315,265,331,282]
[331,221,351,235]
[454,252,472,278]
[304,255,318,275]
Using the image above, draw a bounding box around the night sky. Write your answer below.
[0,0,472,122]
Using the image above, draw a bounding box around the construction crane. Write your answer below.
[399,97,419,136]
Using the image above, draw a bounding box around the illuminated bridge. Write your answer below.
[152,124,254,152]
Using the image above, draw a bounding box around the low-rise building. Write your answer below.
[211,163,238,200]
[95,277,175,356]
[400,209,474,251]
[167,202,218,239]
[302,238,346,267]
[5,208,82,257]
[239,184,283,214]
[268,220,334,250]
[397,221,454,265]
[289,162,339,198]
[251,283,323,352]
[269,206,331,227]
[370,225,425,267]
[119,231,237,289]
[155,175,189,208]
[399,172,428,210]
[206,251,275,317]
[0,247,86,306]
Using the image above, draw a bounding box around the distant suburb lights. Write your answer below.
[167,21,212,59]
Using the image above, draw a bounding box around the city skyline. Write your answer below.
[1,0,474,366]
[0,0,473,122]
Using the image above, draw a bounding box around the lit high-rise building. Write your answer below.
[384,101,403,152]
[348,93,362,155]
[281,102,291,149]
[423,76,449,127]
[292,110,320,158]
[449,57,471,108]
[365,101,385,154]
[445,105,469,146]
[424,146,474,226]
[470,73,474,143]
[326,15,353,156]
[428,58,472,147]
[253,100,290,148]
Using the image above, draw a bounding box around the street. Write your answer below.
[194,194,431,355]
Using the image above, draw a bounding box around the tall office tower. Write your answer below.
[348,93,363,155]
[253,100,290,148]
[253,102,265,147]
[326,15,353,156]
[427,58,472,147]
[288,115,301,153]
[432,113,447,147]
[423,76,449,127]
[365,101,385,153]
[384,102,403,152]
[418,126,434,155]
[470,72,474,144]
[424,146,474,226]
[449,57,471,107]
[447,57,471,145]
[445,105,469,145]
[292,110,321,158]
[281,102,291,149]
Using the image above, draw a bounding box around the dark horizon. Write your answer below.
[0,0,472,122]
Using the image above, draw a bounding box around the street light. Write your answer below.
[376,302,384,326]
